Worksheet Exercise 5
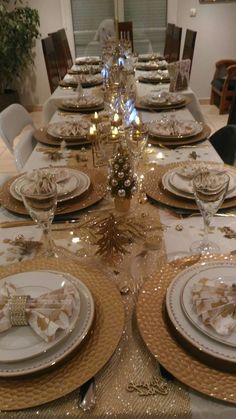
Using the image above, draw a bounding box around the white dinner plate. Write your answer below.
[181,275,236,347]
[148,120,203,139]
[0,271,80,363]
[10,168,91,203]
[75,56,101,65]
[47,120,91,140]
[142,92,185,107]
[166,260,236,363]
[162,167,236,200]
[0,270,94,376]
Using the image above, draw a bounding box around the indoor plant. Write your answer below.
[0,0,40,110]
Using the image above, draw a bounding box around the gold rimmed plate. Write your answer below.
[0,168,106,216]
[136,255,236,404]
[144,162,236,210]
[34,128,91,147]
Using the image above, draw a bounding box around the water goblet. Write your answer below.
[20,173,57,257]
[190,169,230,255]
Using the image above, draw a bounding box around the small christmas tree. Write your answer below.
[108,144,137,200]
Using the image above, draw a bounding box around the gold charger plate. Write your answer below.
[138,77,170,85]
[136,96,191,112]
[0,168,106,216]
[136,254,236,404]
[144,162,236,211]
[0,258,124,410]
[34,128,91,147]
[148,124,211,146]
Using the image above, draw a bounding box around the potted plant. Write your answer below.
[0,0,40,111]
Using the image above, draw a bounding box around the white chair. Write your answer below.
[0,104,36,171]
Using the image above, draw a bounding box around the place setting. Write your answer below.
[137,53,165,62]
[136,251,236,404]
[68,64,102,75]
[59,74,103,89]
[147,114,211,146]
[136,91,191,112]
[0,167,107,217]
[138,70,170,85]
[34,118,93,147]
[75,55,102,65]
[58,95,104,114]
[135,60,168,71]
[144,161,236,211]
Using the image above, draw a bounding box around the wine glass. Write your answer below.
[20,172,57,257]
[190,169,230,255]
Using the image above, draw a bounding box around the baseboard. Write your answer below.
[199,98,210,105]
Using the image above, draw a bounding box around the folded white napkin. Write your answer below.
[192,278,236,336]
[0,282,79,342]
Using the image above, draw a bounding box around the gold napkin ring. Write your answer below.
[9,295,29,326]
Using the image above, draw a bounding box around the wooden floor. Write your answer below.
[0,105,228,176]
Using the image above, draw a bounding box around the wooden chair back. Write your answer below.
[164,23,175,61]
[210,60,236,114]
[118,21,134,52]
[182,29,197,75]
[228,87,236,124]
[168,26,182,63]
[57,29,73,69]
[48,31,68,80]
[41,36,60,93]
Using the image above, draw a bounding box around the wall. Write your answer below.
[172,0,236,98]
[18,0,64,108]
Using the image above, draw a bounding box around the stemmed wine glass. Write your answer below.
[20,171,58,257]
[190,169,230,255]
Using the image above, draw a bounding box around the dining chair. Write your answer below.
[118,21,134,52]
[48,31,68,80]
[53,28,73,70]
[228,86,236,125]
[0,103,36,170]
[168,26,182,63]
[163,23,175,62]
[209,125,236,166]
[41,36,61,93]
[210,59,236,114]
[182,29,197,75]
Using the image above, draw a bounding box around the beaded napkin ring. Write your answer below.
[9,295,29,326]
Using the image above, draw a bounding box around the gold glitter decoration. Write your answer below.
[9,295,29,326]
[218,226,236,239]
[127,375,169,396]
[3,235,42,262]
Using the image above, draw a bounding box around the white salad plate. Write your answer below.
[10,168,91,203]
[181,275,236,348]
[166,260,236,363]
[0,270,94,377]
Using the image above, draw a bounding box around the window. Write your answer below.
[70,0,167,56]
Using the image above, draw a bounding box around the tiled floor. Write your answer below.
[0,105,228,176]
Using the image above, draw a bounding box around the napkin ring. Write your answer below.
[9,295,29,327]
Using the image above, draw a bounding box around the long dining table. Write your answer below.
[1,61,236,418]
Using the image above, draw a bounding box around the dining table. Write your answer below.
[1,56,236,419]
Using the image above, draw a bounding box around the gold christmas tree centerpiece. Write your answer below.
[108,144,137,212]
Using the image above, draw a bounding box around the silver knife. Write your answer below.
[78,377,96,411]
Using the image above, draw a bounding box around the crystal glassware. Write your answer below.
[190,169,230,255]
[20,173,57,257]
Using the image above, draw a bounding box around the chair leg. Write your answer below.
[210,89,215,105]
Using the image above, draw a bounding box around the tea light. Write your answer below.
[88,125,97,141]
[91,111,100,124]
[112,113,122,127]
[111,126,119,139]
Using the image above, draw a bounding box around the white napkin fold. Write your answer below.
[0,282,79,342]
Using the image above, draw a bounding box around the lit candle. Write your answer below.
[91,111,99,124]
[134,115,141,126]
[88,125,96,141]
[111,126,119,139]
[112,113,122,127]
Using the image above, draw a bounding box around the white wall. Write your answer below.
[172,0,236,98]
[18,0,236,107]
[18,0,64,108]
